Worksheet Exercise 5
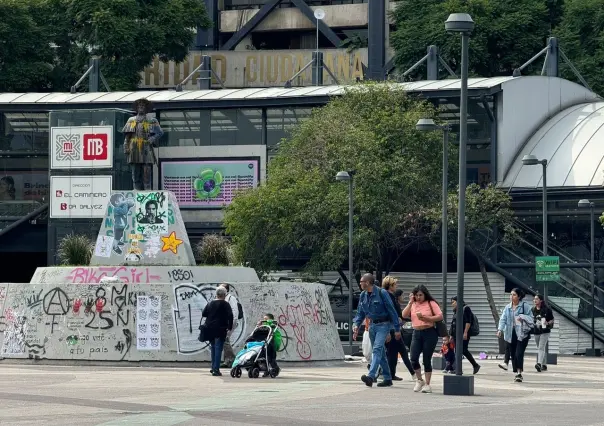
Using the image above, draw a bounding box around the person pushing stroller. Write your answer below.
[248,313,282,376]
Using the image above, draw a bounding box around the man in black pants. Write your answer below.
[450,296,481,375]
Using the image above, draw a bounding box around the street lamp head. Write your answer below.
[578,199,594,209]
[445,13,475,34]
[522,154,541,166]
[416,118,438,132]
[335,171,351,181]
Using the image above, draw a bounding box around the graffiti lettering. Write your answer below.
[66,267,162,284]
[26,290,43,309]
[85,287,114,330]
[168,269,194,282]
[110,284,130,326]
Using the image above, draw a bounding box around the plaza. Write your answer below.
[0,357,603,425]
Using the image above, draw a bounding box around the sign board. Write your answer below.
[141,49,366,89]
[51,126,114,170]
[50,175,113,218]
[535,256,560,282]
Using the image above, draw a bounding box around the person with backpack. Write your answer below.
[532,294,554,372]
[352,273,402,388]
[220,283,243,366]
[450,296,481,375]
[497,288,534,383]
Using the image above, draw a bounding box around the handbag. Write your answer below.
[429,301,449,337]
[198,322,215,343]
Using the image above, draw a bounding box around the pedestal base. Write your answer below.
[547,353,558,365]
[443,374,474,396]
[585,348,602,357]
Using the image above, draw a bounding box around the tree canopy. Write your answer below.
[0,0,211,92]
[224,83,457,282]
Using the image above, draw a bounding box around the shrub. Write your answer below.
[57,234,94,266]
[196,234,234,265]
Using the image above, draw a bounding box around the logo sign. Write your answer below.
[50,176,113,218]
[51,126,114,169]
[535,256,560,282]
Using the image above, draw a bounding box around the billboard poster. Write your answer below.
[0,172,49,202]
[160,159,259,209]
[50,175,113,218]
[50,125,114,169]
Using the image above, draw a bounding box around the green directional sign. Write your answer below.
[535,256,560,282]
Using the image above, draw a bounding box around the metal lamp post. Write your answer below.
[442,12,475,396]
[416,118,451,323]
[336,170,355,354]
[578,199,601,357]
[522,155,556,364]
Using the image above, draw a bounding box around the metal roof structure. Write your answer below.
[0,77,517,110]
[502,102,604,189]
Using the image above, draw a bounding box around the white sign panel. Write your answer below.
[50,126,114,169]
[50,175,112,218]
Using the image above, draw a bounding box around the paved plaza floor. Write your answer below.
[0,357,603,425]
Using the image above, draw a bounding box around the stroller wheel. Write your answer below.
[248,369,254,378]
[251,367,260,378]
[230,368,236,378]
[235,367,242,378]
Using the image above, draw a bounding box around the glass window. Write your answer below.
[211,109,262,145]
[1,112,49,154]
[0,156,49,218]
[266,107,312,147]
[159,110,208,147]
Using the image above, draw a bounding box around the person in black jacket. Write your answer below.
[383,276,416,381]
[202,286,233,376]
[450,296,481,375]
[532,294,554,372]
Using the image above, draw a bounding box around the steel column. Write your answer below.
[197,0,219,49]
[222,0,282,51]
[367,0,386,80]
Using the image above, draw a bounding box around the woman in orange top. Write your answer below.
[402,284,443,394]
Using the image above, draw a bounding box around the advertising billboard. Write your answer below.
[50,175,113,218]
[0,172,49,202]
[50,126,114,169]
[160,158,259,209]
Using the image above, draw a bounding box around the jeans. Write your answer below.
[410,327,438,373]
[210,337,225,371]
[130,163,152,190]
[368,322,392,381]
[535,333,550,366]
[509,329,530,372]
[387,332,414,377]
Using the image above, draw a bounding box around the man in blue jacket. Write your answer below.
[352,273,402,387]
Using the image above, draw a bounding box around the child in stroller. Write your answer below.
[230,313,282,379]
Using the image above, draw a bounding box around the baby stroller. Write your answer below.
[230,324,280,379]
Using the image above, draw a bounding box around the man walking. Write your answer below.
[353,273,402,388]
[220,283,239,366]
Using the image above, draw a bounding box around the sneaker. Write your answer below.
[411,373,417,381]
[541,365,548,371]
[421,384,433,393]
[473,365,481,375]
[514,374,523,383]
[392,376,403,381]
[413,379,426,392]
[361,374,374,387]
[209,369,215,374]
[377,380,393,387]
[535,363,542,372]
[498,363,508,371]
[212,370,222,377]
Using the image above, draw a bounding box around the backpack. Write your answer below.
[466,306,480,337]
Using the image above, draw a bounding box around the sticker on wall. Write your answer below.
[161,231,183,254]
[94,235,115,258]
[109,193,135,255]
[135,191,168,236]
[136,295,161,351]
[125,240,143,262]
[144,235,162,259]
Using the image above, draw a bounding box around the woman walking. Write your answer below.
[450,296,481,374]
[201,286,234,376]
[532,294,554,372]
[402,285,443,393]
[497,288,533,383]
[382,276,415,381]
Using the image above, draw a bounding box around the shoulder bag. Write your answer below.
[429,301,449,337]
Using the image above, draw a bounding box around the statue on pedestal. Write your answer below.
[122,98,164,190]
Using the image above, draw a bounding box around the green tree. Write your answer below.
[555,0,604,96]
[225,83,456,284]
[0,0,55,92]
[428,183,519,325]
[390,0,554,79]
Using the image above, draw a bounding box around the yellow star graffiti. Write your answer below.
[161,231,183,254]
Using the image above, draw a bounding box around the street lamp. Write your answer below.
[578,199,601,357]
[443,13,473,395]
[522,154,557,365]
[336,170,355,354]
[416,118,451,324]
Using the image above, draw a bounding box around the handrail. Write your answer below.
[483,254,604,345]
[0,203,49,238]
